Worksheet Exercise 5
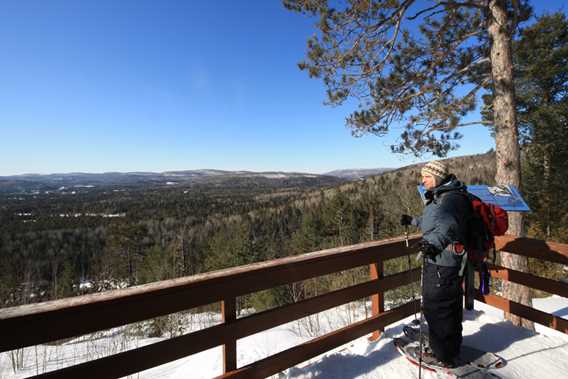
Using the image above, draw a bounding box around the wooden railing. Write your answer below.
[481,236,568,332]
[1,235,567,378]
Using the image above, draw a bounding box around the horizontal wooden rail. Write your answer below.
[488,264,568,299]
[217,300,420,379]
[476,293,568,335]
[3,235,566,379]
[495,235,568,265]
[0,235,420,352]
[29,269,421,378]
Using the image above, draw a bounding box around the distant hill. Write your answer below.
[0,170,346,193]
[0,152,496,196]
[323,168,393,180]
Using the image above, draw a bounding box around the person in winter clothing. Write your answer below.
[401,160,471,367]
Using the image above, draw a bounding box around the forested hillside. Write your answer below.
[0,152,494,308]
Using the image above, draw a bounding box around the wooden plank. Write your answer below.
[28,269,420,378]
[0,236,420,352]
[488,264,568,298]
[227,268,420,344]
[30,320,235,379]
[217,300,420,379]
[476,294,568,335]
[222,298,237,373]
[495,236,568,265]
[368,259,385,341]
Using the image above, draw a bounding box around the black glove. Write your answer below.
[418,239,440,258]
[400,214,413,226]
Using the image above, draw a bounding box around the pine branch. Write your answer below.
[456,121,491,126]
[439,57,490,85]
[365,0,416,35]
[407,3,443,20]
[435,1,486,9]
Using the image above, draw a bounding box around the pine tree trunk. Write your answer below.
[488,0,534,330]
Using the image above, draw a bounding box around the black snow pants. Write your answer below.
[423,262,463,363]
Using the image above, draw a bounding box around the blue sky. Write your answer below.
[1,0,566,176]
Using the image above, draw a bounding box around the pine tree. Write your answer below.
[482,12,568,295]
[513,13,568,241]
[285,0,533,327]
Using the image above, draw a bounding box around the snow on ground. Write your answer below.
[532,295,568,339]
[1,297,567,379]
[285,298,568,379]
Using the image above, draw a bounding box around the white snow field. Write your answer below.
[1,296,567,379]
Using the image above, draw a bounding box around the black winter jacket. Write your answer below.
[413,175,472,267]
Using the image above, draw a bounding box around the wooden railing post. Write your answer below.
[222,297,237,373]
[368,259,385,341]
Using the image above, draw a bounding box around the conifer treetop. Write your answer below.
[284,0,531,156]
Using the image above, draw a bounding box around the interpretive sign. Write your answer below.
[417,184,530,212]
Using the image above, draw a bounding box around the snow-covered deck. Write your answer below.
[1,298,567,378]
[285,300,568,379]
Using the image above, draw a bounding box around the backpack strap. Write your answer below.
[458,251,468,277]
[464,261,475,310]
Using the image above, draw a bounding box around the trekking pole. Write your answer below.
[417,250,426,379]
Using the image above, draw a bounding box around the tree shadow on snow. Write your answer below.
[463,308,485,322]
[463,320,535,354]
[548,305,568,318]
[285,330,403,379]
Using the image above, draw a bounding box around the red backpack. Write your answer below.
[462,191,508,308]
[463,192,508,263]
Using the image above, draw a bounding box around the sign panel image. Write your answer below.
[417,184,531,212]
